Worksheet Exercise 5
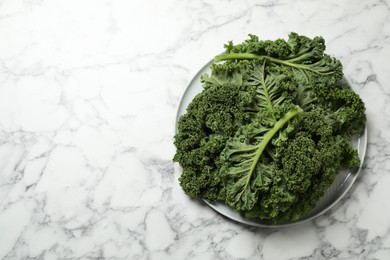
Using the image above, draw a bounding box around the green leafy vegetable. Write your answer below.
[173,33,366,223]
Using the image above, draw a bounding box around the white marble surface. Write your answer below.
[0,0,389,259]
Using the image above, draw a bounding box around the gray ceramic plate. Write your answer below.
[175,59,367,228]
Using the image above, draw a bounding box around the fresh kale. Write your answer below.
[173,33,366,223]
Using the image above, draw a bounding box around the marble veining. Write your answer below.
[0,0,390,259]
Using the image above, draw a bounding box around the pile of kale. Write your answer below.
[173,33,366,223]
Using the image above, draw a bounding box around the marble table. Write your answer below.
[0,0,389,259]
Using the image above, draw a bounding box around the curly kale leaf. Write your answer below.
[220,106,301,211]
[215,33,343,84]
[200,62,249,88]
[323,87,367,135]
[246,61,289,119]
[174,65,258,201]
[218,62,302,211]
[245,112,344,221]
